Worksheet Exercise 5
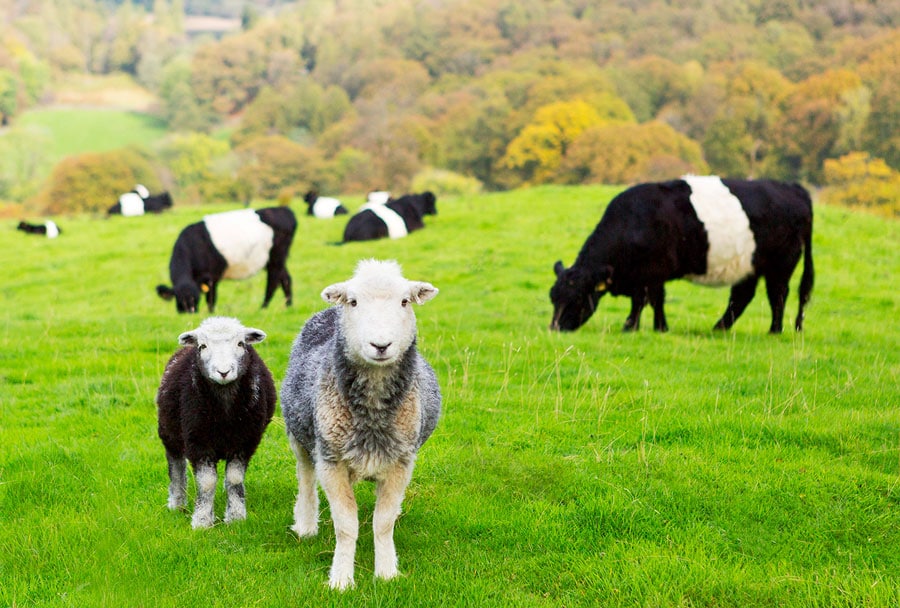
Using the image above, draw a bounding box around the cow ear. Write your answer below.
[409,281,438,304]
[553,261,565,277]
[157,285,175,301]
[321,282,349,304]
[178,330,198,346]
[596,265,614,289]
[244,328,266,344]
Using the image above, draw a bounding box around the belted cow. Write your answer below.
[157,207,297,313]
[550,176,814,334]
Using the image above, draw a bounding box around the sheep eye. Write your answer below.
[401,298,409,307]
[348,299,357,307]
[238,341,245,348]
[198,344,207,351]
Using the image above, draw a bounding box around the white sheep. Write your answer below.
[281,259,441,590]
[156,316,277,529]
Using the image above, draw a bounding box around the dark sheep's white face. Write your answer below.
[179,317,266,384]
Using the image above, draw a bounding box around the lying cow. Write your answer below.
[303,190,348,218]
[17,220,61,238]
[550,176,814,334]
[342,191,437,243]
[156,207,297,313]
[108,185,173,216]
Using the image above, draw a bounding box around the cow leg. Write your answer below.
[206,283,218,313]
[647,284,668,332]
[764,273,791,334]
[262,268,279,308]
[623,290,648,331]
[280,269,293,306]
[714,276,759,331]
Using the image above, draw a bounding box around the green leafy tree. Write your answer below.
[158,133,231,202]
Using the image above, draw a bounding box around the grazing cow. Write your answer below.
[550,176,814,334]
[17,220,61,238]
[108,186,174,216]
[156,207,297,313]
[303,190,348,218]
[342,191,437,243]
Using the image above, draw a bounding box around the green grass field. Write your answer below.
[2,186,898,607]
[18,108,168,164]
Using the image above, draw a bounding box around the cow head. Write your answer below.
[549,261,612,331]
[156,280,202,313]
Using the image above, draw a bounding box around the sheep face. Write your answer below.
[322,260,437,367]
[178,317,266,384]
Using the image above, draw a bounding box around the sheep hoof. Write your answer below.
[224,508,246,523]
[328,575,355,591]
[291,522,318,538]
[374,565,400,581]
[191,513,215,529]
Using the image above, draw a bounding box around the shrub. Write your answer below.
[32,147,160,215]
[411,168,483,198]
[823,152,900,218]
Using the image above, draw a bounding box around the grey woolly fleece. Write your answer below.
[281,306,441,473]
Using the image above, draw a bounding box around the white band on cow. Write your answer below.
[119,192,145,217]
[45,221,59,239]
[361,203,408,239]
[683,175,756,286]
[204,209,275,279]
[313,197,343,219]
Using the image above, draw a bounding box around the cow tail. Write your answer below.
[795,189,815,331]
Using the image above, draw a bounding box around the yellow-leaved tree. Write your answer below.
[500,99,604,186]
[823,152,900,218]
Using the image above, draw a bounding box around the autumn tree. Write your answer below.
[823,152,900,218]
[558,120,708,185]
[768,69,869,183]
[500,99,604,186]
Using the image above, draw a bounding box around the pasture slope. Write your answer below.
[1,186,898,607]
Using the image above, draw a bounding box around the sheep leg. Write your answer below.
[318,461,358,591]
[166,452,187,510]
[289,435,319,537]
[191,460,217,529]
[373,460,414,581]
[224,459,247,523]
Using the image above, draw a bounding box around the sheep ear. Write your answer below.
[244,328,266,344]
[321,282,348,304]
[410,281,438,304]
[178,331,198,346]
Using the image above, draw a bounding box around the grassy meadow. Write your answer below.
[17,108,169,166]
[1,186,898,607]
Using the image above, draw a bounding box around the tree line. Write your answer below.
[0,0,898,216]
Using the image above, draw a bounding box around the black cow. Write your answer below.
[550,176,814,334]
[156,207,297,313]
[17,220,61,238]
[342,191,437,243]
[303,190,348,218]
[108,190,173,216]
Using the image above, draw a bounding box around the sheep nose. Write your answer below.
[370,342,391,355]
[218,370,229,379]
